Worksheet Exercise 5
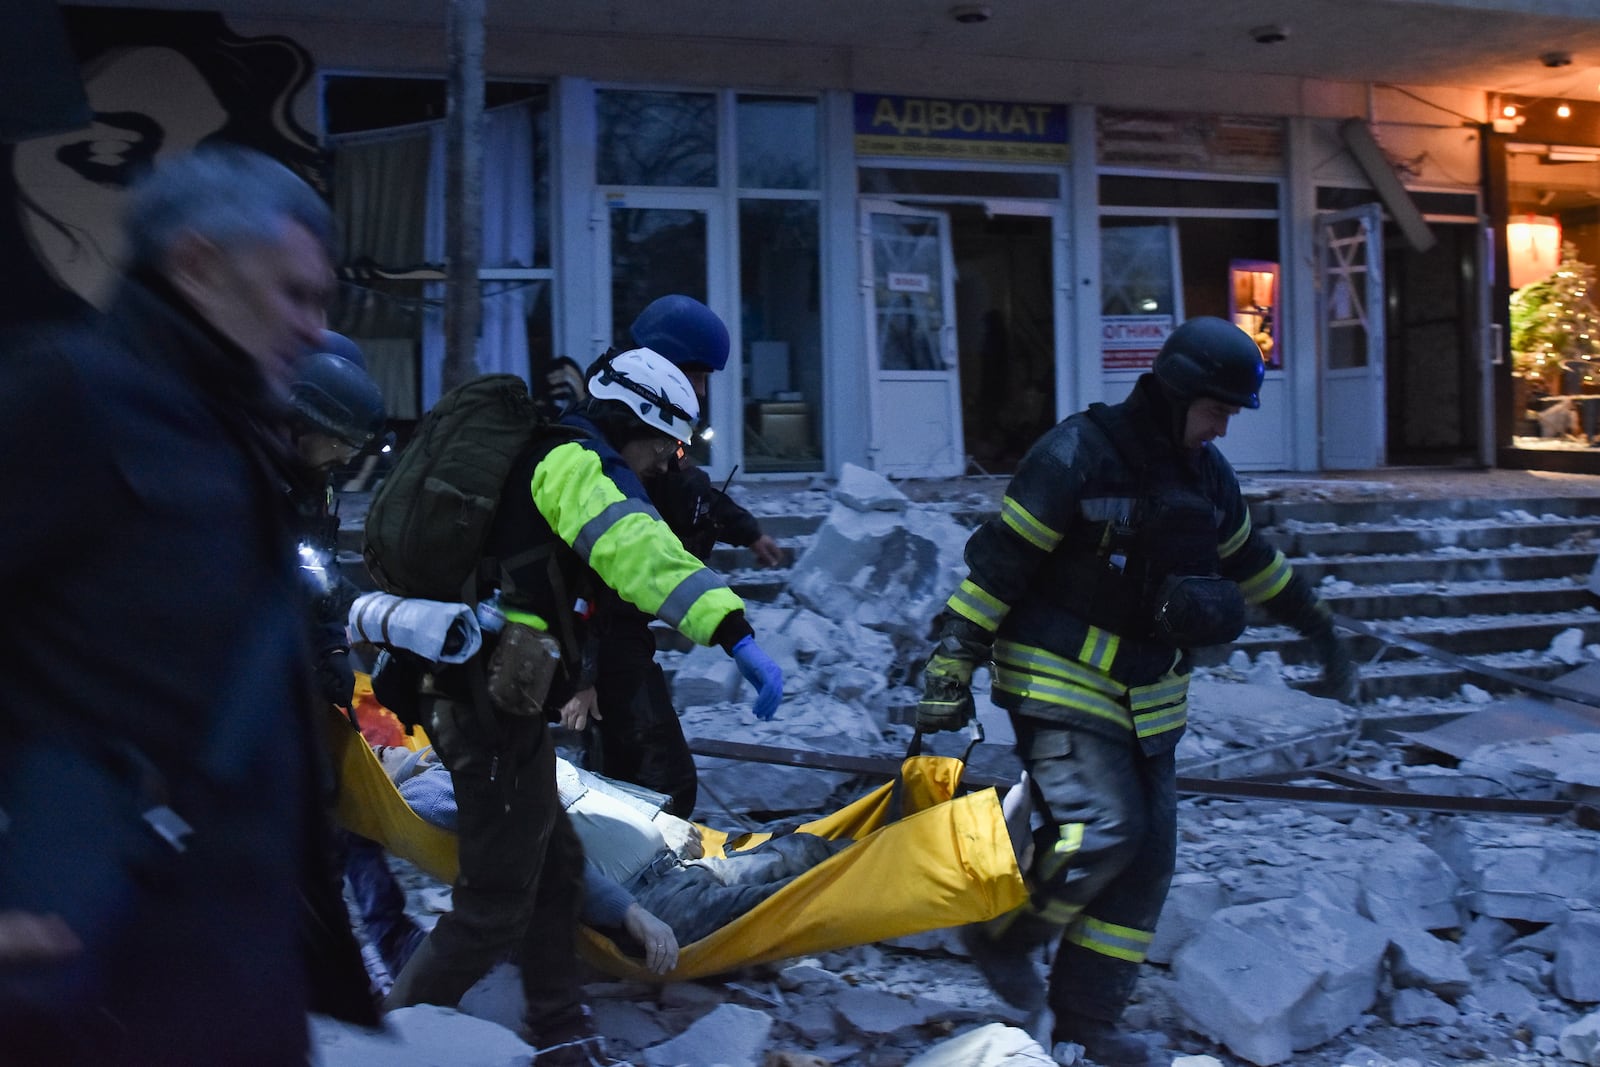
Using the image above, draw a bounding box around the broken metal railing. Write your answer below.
[686,737,1586,821]
[1335,613,1600,710]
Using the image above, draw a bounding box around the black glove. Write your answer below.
[914,624,990,733]
[1266,577,1358,704]
[1308,627,1358,704]
[916,666,976,732]
[316,647,356,708]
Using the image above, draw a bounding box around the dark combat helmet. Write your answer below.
[1152,316,1264,410]
[290,349,386,447]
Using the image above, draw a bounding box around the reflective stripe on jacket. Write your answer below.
[529,438,744,648]
[945,375,1302,744]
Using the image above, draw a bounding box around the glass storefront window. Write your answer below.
[597,89,716,187]
[1101,219,1174,316]
[1506,143,1600,451]
[1099,210,1280,372]
[737,95,818,190]
[324,77,553,419]
[740,200,822,471]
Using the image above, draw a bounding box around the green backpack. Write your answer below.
[363,374,551,603]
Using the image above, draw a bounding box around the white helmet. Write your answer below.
[587,347,700,441]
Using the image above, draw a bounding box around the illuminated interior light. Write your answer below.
[1503,105,1518,118]
[1558,104,1573,118]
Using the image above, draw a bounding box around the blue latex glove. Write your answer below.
[731,635,784,720]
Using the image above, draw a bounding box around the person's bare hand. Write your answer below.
[559,687,598,731]
[622,902,678,975]
[748,534,784,568]
[0,911,81,964]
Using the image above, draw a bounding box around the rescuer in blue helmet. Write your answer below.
[568,295,783,817]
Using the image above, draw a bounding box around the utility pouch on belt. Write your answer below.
[486,622,562,716]
[1150,573,1247,648]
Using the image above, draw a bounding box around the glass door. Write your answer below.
[860,200,964,477]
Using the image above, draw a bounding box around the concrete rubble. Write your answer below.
[318,472,1600,1067]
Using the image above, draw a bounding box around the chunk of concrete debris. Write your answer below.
[1358,838,1464,932]
[1173,894,1387,1066]
[1178,679,1360,778]
[1549,627,1589,666]
[1459,733,1600,802]
[831,986,947,1034]
[1556,908,1600,1003]
[670,644,744,707]
[832,462,910,512]
[642,1003,773,1067]
[1562,1009,1600,1066]
[1385,926,1472,998]
[788,487,970,642]
[1387,987,1459,1026]
[310,1005,532,1067]
[1148,876,1230,964]
[1463,976,1541,1025]
[902,1022,1054,1066]
[1429,819,1600,923]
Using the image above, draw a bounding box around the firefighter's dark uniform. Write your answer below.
[936,373,1341,1027]
[383,411,755,1050]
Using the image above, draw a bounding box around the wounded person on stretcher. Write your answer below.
[384,748,847,975]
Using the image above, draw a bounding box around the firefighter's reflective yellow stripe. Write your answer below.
[1036,822,1084,882]
[1128,672,1190,739]
[1000,495,1062,552]
[1238,548,1294,604]
[501,608,550,631]
[1039,897,1084,925]
[947,578,1007,633]
[1219,512,1252,559]
[994,641,1124,699]
[994,642,1190,738]
[1066,916,1153,963]
[530,442,743,647]
[1077,624,1119,673]
[993,666,1130,729]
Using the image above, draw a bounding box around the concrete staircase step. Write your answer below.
[1250,495,1600,527]
[1285,548,1597,586]
[1270,516,1600,556]
[1281,653,1578,703]
[1215,610,1600,667]
[1314,578,1593,620]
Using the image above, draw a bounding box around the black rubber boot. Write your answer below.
[528,1005,625,1066]
[1052,1012,1159,1067]
[957,919,1048,1013]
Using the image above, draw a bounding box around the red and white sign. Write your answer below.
[1102,314,1173,371]
[887,272,931,294]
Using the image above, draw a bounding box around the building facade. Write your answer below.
[18,4,1600,478]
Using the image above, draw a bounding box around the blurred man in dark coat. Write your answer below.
[0,145,374,1064]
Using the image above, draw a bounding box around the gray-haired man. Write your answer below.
[0,145,374,1062]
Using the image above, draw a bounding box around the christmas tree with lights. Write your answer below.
[1511,240,1600,390]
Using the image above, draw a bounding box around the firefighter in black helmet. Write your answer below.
[917,316,1354,1067]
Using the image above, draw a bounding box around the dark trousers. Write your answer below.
[384,695,587,1037]
[1008,713,1177,1023]
[339,829,422,977]
[589,619,697,817]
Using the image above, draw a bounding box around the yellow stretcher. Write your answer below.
[323,682,1026,983]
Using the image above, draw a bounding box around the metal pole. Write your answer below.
[442,0,484,395]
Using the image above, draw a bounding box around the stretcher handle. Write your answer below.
[905,718,985,768]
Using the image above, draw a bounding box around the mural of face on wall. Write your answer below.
[6,10,323,314]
